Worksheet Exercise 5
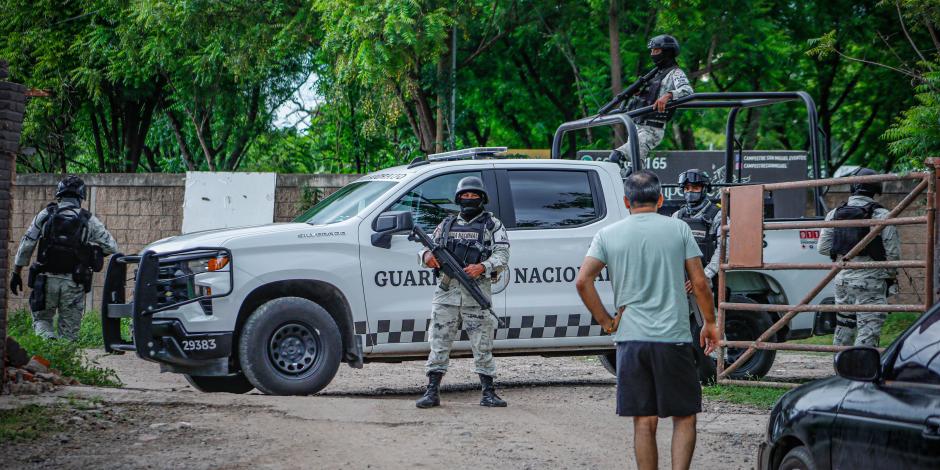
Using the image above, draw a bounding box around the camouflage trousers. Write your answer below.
[615,124,666,162]
[833,278,887,348]
[426,304,497,377]
[32,275,86,341]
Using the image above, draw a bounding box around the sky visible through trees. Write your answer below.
[1,0,938,175]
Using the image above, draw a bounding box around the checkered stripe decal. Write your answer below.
[355,314,603,346]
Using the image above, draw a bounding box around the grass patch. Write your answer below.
[702,384,790,409]
[0,404,61,443]
[8,310,122,387]
[791,312,919,347]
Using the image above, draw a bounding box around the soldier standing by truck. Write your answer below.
[672,169,722,289]
[609,34,694,163]
[9,175,118,341]
[817,168,901,347]
[414,176,510,408]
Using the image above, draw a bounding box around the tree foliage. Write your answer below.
[1,0,937,174]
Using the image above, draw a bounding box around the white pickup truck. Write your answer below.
[101,150,836,395]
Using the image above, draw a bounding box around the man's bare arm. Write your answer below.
[575,256,617,333]
[686,257,719,354]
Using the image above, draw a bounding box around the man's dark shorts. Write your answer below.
[616,341,702,417]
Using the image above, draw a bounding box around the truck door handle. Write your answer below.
[924,416,940,440]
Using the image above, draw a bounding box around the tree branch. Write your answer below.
[896,2,928,64]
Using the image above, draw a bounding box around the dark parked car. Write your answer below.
[759,302,940,470]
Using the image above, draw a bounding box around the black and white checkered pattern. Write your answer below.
[356,314,603,346]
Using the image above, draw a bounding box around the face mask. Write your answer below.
[458,197,484,219]
[652,52,675,69]
[684,190,705,206]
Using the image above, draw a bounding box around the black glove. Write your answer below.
[10,272,22,296]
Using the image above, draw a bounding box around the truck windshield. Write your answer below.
[293,181,398,225]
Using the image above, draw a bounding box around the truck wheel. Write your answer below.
[238,297,342,395]
[184,373,254,394]
[723,295,776,379]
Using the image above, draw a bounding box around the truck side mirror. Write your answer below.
[371,211,415,248]
[834,347,881,382]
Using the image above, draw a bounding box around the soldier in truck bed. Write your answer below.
[10,175,118,341]
[609,34,694,163]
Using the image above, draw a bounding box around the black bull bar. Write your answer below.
[101,247,235,371]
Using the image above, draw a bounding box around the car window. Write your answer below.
[508,170,598,229]
[889,309,940,385]
[295,181,397,225]
[388,171,483,232]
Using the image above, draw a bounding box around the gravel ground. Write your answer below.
[0,351,833,469]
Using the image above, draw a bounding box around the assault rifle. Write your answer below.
[409,225,504,327]
[595,67,660,116]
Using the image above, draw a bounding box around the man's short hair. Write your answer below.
[624,170,662,206]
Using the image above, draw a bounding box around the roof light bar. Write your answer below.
[427,147,508,161]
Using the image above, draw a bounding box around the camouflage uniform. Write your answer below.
[614,68,694,161]
[15,197,118,340]
[419,212,510,377]
[818,195,900,347]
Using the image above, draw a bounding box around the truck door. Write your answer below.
[496,167,616,350]
[358,167,503,355]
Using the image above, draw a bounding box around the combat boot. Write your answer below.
[416,372,444,408]
[479,374,507,407]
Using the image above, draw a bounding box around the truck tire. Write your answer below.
[184,373,254,394]
[722,295,776,379]
[599,351,617,375]
[238,297,342,395]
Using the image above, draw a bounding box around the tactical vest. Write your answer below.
[676,202,720,265]
[36,203,93,275]
[440,213,495,266]
[632,66,678,123]
[830,202,886,261]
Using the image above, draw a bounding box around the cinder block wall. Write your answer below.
[8,173,358,313]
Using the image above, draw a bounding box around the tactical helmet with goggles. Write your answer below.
[55,175,86,201]
[849,168,883,197]
[678,169,711,207]
[678,169,711,192]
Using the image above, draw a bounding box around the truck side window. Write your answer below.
[389,171,482,232]
[508,170,598,229]
[889,309,940,385]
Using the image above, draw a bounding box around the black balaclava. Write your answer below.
[652,50,677,69]
[458,193,485,219]
[684,190,706,208]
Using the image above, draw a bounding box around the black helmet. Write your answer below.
[455,176,488,204]
[647,34,680,55]
[850,168,882,196]
[55,175,86,200]
[678,169,711,193]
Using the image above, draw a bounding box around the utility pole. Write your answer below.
[449,25,457,150]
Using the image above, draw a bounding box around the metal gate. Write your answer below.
[715,160,938,388]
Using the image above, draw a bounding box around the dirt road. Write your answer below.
[1,353,831,469]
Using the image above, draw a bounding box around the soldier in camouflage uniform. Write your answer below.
[817,168,900,347]
[610,34,694,164]
[9,175,118,341]
[415,176,510,409]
